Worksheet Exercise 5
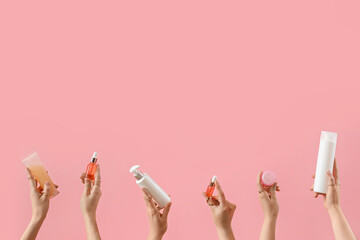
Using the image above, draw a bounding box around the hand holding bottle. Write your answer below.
[21,169,59,240]
[80,165,102,240]
[257,171,279,240]
[203,180,236,240]
[142,188,172,240]
[310,159,356,240]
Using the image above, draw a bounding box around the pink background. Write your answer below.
[0,0,359,239]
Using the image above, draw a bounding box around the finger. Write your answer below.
[26,168,37,190]
[257,171,265,192]
[215,180,226,204]
[80,173,85,180]
[84,178,91,196]
[94,165,101,188]
[269,183,278,200]
[310,184,314,191]
[276,185,280,191]
[333,158,339,184]
[54,184,59,189]
[327,170,336,190]
[142,188,157,212]
[312,174,315,179]
[162,202,172,220]
[41,182,51,200]
[314,192,319,198]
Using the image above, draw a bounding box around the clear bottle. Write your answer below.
[130,165,171,208]
[85,152,98,180]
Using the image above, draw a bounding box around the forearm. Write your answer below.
[21,216,45,240]
[216,226,235,240]
[259,217,277,240]
[83,214,101,240]
[328,207,356,240]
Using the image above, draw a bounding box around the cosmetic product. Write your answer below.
[314,131,337,194]
[205,176,217,198]
[22,152,59,199]
[130,165,171,208]
[261,171,276,187]
[85,152,98,180]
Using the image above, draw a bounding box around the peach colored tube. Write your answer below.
[22,152,59,199]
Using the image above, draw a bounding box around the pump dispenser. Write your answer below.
[130,165,171,208]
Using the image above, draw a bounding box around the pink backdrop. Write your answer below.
[0,0,359,239]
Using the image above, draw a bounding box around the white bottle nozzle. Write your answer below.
[130,165,144,180]
[211,176,217,183]
[93,152,98,158]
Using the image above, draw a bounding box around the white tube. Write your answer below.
[314,131,337,194]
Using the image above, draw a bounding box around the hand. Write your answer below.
[21,169,59,240]
[202,180,236,240]
[80,165,102,240]
[80,164,102,218]
[310,158,356,240]
[142,189,172,240]
[257,171,279,220]
[26,168,59,221]
[310,158,341,211]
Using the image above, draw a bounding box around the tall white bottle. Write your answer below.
[314,131,337,194]
[130,165,171,208]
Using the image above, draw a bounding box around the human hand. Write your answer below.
[142,189,172,240]
[80,164,102,219]
[311,159,341,211]
[257,171,279,220]
[203,180,236,240]
[26,168,58,221]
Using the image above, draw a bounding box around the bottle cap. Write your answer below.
[130,165,144,180]
[91,152,98,163]
[261,171,276,187]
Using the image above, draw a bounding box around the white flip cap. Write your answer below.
[92,152,98,158]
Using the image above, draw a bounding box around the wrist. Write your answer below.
[215,226,235,240]
[327,205,342,217]
[83,212,97,222]
[263,214,278,222]
[31,214,46,223]
[148,232,164,240]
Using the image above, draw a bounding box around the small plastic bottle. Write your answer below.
[205,176,217,198]
[261,171,276,187]
[130,165,171,208]
[85,152,98,180]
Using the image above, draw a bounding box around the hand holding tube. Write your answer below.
[21,169,58,240]
[310,159,356,240]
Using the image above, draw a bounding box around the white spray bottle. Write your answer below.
[130,165,171,208]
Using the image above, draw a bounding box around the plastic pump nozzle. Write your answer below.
[130,165,144,180]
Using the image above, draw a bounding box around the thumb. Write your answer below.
[41,182,51,200]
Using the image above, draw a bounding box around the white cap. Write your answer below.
[92,152,98,158]
[211,176,217,183]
